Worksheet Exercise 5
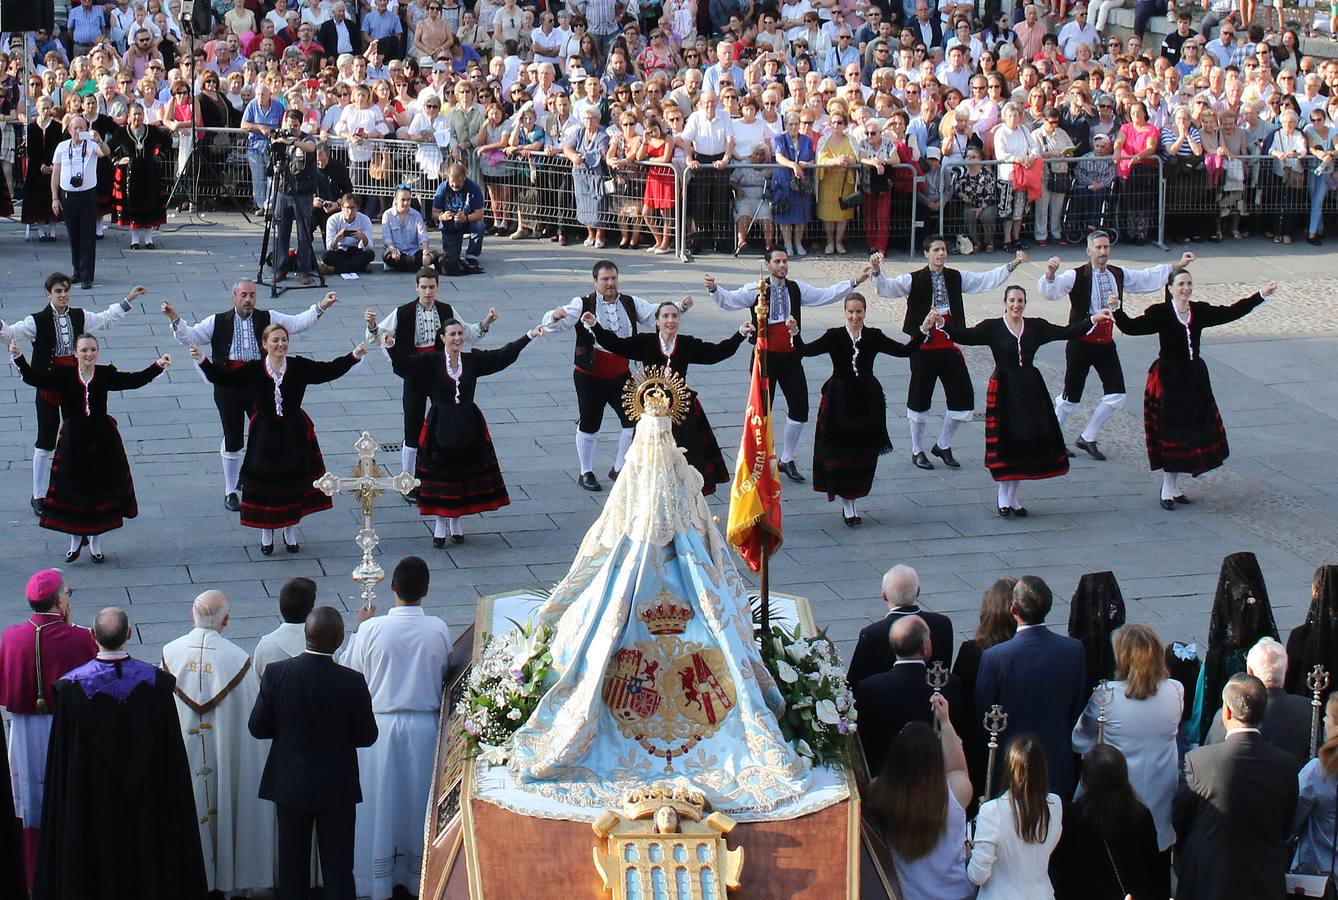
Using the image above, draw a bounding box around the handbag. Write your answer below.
[1284,780,1338,899]
[367,149,390,182]
[1163,153,1204,178]
[1045,168,1074,193]
[1284,165,1306,190]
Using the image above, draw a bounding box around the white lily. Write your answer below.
[478,744,509,766]
[775,659,800,683]
[795,738,814,758]
[815,699,840,725]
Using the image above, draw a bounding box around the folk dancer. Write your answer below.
[0,570,96,890]
[581,304,752,495]
[365,266,498,492]
[789,296,933,525]
[1113,273,1273,509]
[869,237,1025,471]
[190,326,370,553]
[163,280,338,511]
[1037,235,1193,459]
[0,274,143,515]
[703,248,871,482]
[540,259,692,492]
[940,286,1113,516]
[10,334,170,561]
[383,320,544,543]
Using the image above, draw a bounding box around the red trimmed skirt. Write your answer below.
[811,378,892,501]
[111,164,167,229]
[238,411,333,529]
[676,396,728,497]
[39,416,137,536]
[416,412,510,518]
[1143,358,1228,475]
[984,370,1070,482]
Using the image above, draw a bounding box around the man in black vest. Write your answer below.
[365,267,498,490]
[703,249,871,482]
[870,237,1024,471]
[163,280,338,511]
[1,272,144,515]
[1038,235,1193,459]
[541,259,693,492]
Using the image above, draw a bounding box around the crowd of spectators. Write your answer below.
[854,558,1338,900]
[3,0,1338,260]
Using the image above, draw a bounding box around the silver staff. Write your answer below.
[1094,679,1114,745]
[980,704,1008,806]
[1309,664,1330,759]
[927,661,950,694]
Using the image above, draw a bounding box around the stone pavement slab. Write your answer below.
[1,217,1336,666]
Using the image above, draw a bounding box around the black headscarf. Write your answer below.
[1067,571,1126,693]
[1285,565,1338,698]
[1198,551,1279,743]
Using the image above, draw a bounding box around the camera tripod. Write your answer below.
[254,138,326,299]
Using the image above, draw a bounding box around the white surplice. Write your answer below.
[338,606,451,900]
[161,627,276,893]
[252,622,308,678]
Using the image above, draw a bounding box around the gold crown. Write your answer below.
[621,783,707,822]
[639,601,694,635]
[621,366,690,425]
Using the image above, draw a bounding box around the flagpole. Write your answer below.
[756,279,772,639]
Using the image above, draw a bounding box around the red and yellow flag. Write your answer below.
[726,311,783,572]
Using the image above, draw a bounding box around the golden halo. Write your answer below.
[621,366,691,425]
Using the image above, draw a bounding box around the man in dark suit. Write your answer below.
[1175,674,1300,900]
[847,565,955,688]
[1205,636,1313,772]
[974,575,1087,797]
[854,615,967,775]
[318,1,365,57]
[249,606,379,900]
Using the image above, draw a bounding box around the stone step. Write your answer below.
[1098,4,1338,59]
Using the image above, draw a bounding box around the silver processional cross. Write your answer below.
[313,431,420,609]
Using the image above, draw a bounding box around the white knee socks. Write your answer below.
[937,415,963,451]
[1161,472,1180,500]
[88,534,102,555]
[614,428,634,473]
[1081,393,1126,443]
[780,419,803,463]
[32,449,53,500]
[282,525,297,545]
[576,429,597,475]
[1054,394,1078,428]
[68,534,82,554]
[401,445,418,475]
[907,411,929,455]
[841,498,858,518]
[221,445,243,495]
[434,516,449,539]
[449,516,462,536]
[260,527,274,547]
[997,482,1022,509]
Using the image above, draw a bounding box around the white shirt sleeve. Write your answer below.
[966,797,1001,886]
[959,262,1016,294]
[871,270,913,298]
[270,304,323,335]
[1121,263,1173,294]
[171,313,218,346]
[709,283,761,310]
[0,314,39,344]
[539,296,586,334]
[1037,268,1078,301]
[83,299,134,333]
[796,278,857,307]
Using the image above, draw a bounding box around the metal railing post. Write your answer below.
[1155,157,1168,250]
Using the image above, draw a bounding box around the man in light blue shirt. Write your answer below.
[361,0,404,60]
[703,40,746,95]
[381,188,434,272]
[241,81,286,213]
[322,194,376,274]
[67,0,106,55]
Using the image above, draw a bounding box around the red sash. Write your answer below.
[578,348,631,379]
[765,322,793,353]
[1081,317,1115,344]
[921,313,957,351]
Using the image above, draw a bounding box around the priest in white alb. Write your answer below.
[252,577,318,677]
[338,555,452,900]
[161,591,276,894]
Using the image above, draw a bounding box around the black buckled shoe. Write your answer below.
[1174,495,1192,505]
[224,492,241,512]
[91,550,105,563]
[998,506,1012,517]
[1012,507,1028,517]
[31,497,44,516]
[451,534,465,544]
[1160,498,1176,510]
[579,471,602,492]
[1075,437,1107,461]
[433,536,447,548]
[260,541,275,555]
[778,460,805,483]
[912,451,934,470]
[284,541,300,554]
[930,445,960,468]
[608,467,619,482]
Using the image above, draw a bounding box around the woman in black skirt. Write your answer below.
[23,96,64,241]
[787,295,934,526]
[109,104,171,249]
[384,319,545,546]
[1113,271,1273,509]
[9,334,170,563]
[581,304,753,496]
[191,325,369,554]
[78,93,117,238]
[942,286,1112,516]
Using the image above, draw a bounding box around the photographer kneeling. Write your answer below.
[430,163,486,276]
[320,194,376,275]
[271,109,319,285]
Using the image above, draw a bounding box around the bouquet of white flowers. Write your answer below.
[458,618,554,764]
[758,620,858,766]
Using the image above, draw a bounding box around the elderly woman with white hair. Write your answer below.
[993,101,1039,252]
[1203,637,1313,767]
[1269,107,1309,243]
[562,105,611,247]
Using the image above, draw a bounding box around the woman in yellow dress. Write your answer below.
[816,101,858,255]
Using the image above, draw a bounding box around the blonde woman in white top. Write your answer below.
[968,734,1063,900]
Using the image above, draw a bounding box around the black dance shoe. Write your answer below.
[930,445,960,468]
[260,542,275,555]
[404,487,420,505]
[1012,507,1028,518]
[66,536,89,562]
[608,467,620,481]
[91,551,105,563]
[284,541,300,554]
[31,497,44,516]
[1174,495,1192,505]
[998,507,1012,517]
[579,471,602,492]
[1075,438,1106,461]
[778,460,805,483]
[843,515,857,527]
[224,492,241,512]
[912,451,935,470]
[1065,447,1076,458]
[433,536,447,548]
[451,534,465,544]
[1159,498,1176,511]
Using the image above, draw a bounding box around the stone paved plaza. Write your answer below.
[2,216,1337,666]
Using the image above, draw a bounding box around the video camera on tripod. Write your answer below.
[267,130,311,180]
